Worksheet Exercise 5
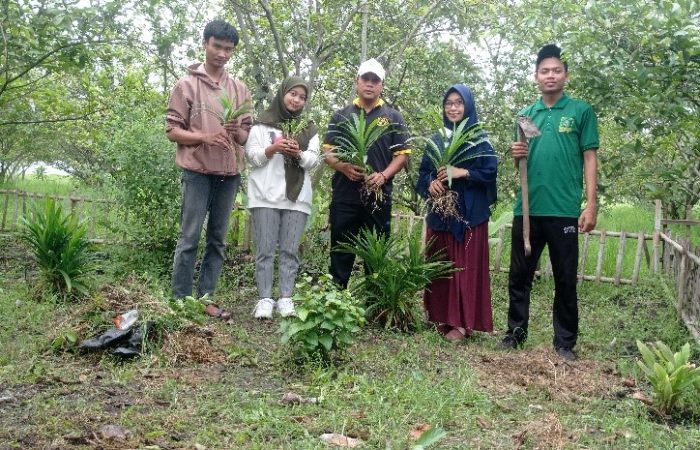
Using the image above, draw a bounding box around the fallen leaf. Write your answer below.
[99,424,130,441]
[320,433,363,448]
[408,423,432,441]
[622,378,635,387]
[631,391,652,405]
[78,374,88,383]
[194,444,206,450]
[475,416,491,429]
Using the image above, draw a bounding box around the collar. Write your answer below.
[353,97,384,110]
[534,92,570,111]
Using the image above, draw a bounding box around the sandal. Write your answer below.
[204,303,232,320]
[444,328,468,343]
[435,323,452,335]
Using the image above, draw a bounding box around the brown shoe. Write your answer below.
[204,304,232,320]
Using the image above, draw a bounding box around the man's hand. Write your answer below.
[337,162,365,182]
[511,141,529,160]
[578,206,597,233]
[437,167,468,182]
[202,130,232,150]
[366,171,387,187]
[223,120,241,135]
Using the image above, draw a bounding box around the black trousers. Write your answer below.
[329,200,391,288]
[507,216,579,349]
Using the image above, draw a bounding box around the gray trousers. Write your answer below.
[172,169,241,299]
[250,207,308,298]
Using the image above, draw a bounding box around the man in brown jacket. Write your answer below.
[166,20,252,308]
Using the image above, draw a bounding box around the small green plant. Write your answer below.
[337,228,456,331]
[636,340,700,415]
[20,198,92,298]
[50,329,79,352]
[280,117,309,139]
[413,425,447,450]
[219,95,252,124]
[280,274,365,362]
[166,295,207,326]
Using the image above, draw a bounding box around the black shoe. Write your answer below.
[555,347,577,361]
[500,334,522,350]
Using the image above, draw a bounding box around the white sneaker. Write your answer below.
[254,298,275,319]
[277,297,296,318]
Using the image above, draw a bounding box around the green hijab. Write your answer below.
[256,76,317,202]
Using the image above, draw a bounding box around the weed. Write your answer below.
[280,274,365,363]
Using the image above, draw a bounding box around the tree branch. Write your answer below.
[0,109,103,127]
[0,39,108,98]
[258,0,289,79]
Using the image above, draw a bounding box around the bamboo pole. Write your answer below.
[654,200,662,273]
[632,231,644,285]
[595,230,606,283]
[614,231,626,285]
[579,232,590,284]
[1,190,10,231]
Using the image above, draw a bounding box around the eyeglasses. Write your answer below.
[444,100,464,109]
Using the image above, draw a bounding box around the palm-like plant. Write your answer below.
[219,94,252,125]
[418,117,492,220]
[332,110,393,206]
[20,198,93,298]
[337,228,456,331]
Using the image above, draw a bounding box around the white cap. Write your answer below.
[357,58,385,81]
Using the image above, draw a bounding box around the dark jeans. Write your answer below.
[329,200,391,288]
[506,216,579,349]
[172,169,241,299]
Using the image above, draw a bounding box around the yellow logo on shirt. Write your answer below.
[559,117,574,133]
[376,116,390,127]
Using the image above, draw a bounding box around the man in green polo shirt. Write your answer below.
[501,44,599,361]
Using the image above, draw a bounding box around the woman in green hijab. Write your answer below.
[245,76,319,319]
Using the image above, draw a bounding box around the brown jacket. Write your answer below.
[166,63,252,175]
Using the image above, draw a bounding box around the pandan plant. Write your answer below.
[418,115,492,221]
[337,228,456,331]
[332,110,394,206]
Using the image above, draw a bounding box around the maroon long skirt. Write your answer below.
[423,222,493,332]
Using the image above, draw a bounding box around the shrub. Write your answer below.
[636,340,700,415]
[280,274,365,362]
[337,228,456,331]
[20,198,92,298]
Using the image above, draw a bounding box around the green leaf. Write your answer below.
[413,426,447,449]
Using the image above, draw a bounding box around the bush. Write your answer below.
[20,198,93,298]
[636,340,700,415]
[280,274,365,362]
[337,228,456,331]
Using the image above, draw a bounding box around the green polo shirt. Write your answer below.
[514,93,599,218]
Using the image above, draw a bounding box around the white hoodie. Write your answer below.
[245,124,320,214]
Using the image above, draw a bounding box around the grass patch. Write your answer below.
[2,238,699,448]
